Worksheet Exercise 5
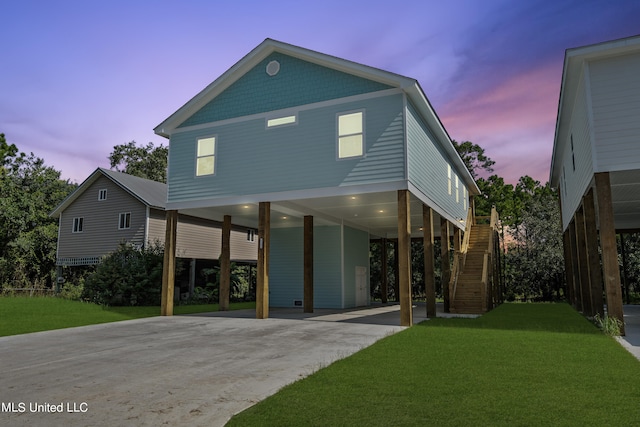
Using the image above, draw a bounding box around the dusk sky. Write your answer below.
[2,0,639,185]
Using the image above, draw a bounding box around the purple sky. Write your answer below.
[2,0,639,185]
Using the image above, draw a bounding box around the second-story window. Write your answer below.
[337,111,364,159]
[72,217,84,233]
[196,136,216,176]
[98,189,107,201]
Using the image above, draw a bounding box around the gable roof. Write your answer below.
[154,38,479,195]
[50,168,167,218]
[550,34,640,186]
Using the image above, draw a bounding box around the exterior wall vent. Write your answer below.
[293,299,303,307]
[266,60,280,76]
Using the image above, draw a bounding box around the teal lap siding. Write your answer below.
[179,53,393,127]
[406,102,468,222]
[168,93,406,204]
[269,225,343,309]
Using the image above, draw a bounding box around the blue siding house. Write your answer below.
[155,39,479,325]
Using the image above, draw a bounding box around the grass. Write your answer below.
[0,296,255,337]
[228,303,640,426]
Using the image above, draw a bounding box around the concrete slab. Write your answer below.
[616,304,640,361]
[0,304,429,427]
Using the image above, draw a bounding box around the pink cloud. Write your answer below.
[439,62,562,184]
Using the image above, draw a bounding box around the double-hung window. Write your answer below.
[196,136,216,176]
[119,212,131,230]
[72,217,84,233]
[338,111,364,159]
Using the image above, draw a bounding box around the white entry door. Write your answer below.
[355,266,368,307]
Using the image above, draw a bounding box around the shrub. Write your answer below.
[58,279,85,301]
[593,313,622,336]
[82,242,164,306]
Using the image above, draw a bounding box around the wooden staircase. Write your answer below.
[450,224,491,314]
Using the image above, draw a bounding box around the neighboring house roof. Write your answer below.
[550,34,640,186]
[154,38,479,195]
[50,168,167,218]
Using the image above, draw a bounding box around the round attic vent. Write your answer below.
[266,60,280,76]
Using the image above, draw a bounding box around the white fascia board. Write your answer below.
[166,181,407,212]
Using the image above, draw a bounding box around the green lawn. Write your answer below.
[228,303,640,427]
[0,296,255,337]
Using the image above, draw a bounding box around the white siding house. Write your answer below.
[550,35,640,334]
[155,39,480,324]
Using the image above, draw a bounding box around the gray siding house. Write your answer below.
[51,168,258,292]
[154,39,480,324]
[550,35,640,334]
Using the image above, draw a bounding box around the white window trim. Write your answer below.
[196,136,217,177]
[337,110,365,160]
[72,217,84,233]
[118,212,131,230]
[447,164,452,195]
[98,189,107,201]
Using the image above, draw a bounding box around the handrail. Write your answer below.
[450,207,474,306]
[480,206,499,310]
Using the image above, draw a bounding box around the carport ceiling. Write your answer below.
[609,170,640,231]
[179,191,455,239]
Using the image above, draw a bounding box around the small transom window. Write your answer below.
[267,115,296,127]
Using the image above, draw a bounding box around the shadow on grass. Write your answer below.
[419,302,602,335]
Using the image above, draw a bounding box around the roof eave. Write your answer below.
[154,38,414,138]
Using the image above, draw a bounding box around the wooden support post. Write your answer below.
[594,173,625,335]
[381,238,388,304]
[423,205,436,318]
[440,217,451,313]
[304,215,314,313]
[397,190,413,326]
[219,215,231,311]
[620,233,630,304]
[393,240,399,302]
[583,188,604,317]
[575,206,593,315]
[562,230,575,306]
[161,210,178,316]
[189,258,196,297]
[256,202,270,319]
[569,219,583,311]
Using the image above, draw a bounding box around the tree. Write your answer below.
[0,134,76,288]
[504,184,564,301]
[452,140,495,179]
[109,141,168,183]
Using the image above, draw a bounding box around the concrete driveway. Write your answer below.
[0,305,419,427]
